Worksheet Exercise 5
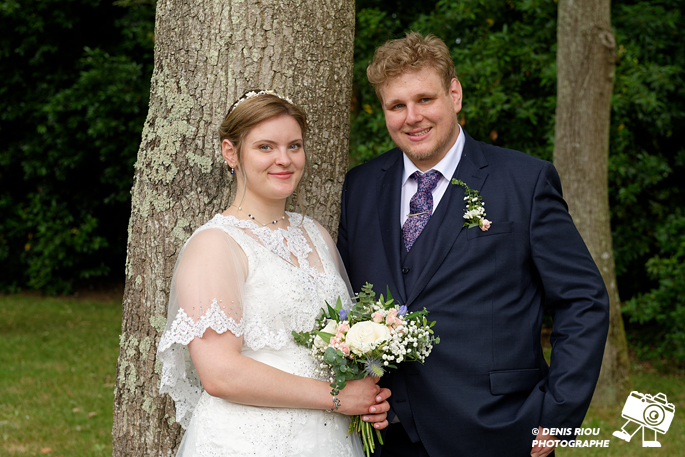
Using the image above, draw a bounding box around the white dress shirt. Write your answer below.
[400,126,465,227]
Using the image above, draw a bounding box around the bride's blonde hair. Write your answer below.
[219,91,309,213]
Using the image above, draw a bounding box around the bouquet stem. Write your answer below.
[348,415,383,457]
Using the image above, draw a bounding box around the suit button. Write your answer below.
[401,268,410,274]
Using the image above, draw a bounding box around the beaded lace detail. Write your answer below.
[157,301,245,352]
[205,213,324,280]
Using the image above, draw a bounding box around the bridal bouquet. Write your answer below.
[293,283,440,457]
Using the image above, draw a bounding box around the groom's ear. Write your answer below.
[449,78,463,114]
[221,139,238,168]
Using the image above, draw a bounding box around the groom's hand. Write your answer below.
[363,380,391,430]
[531,425,557,457]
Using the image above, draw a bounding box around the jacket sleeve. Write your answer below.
[529,162,610,436]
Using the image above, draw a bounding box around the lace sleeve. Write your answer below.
[156,226,248,428]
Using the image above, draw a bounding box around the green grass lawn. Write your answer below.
[0,293,122,457]
[1,293,682,456]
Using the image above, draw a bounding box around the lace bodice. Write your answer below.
[157,212,351,428]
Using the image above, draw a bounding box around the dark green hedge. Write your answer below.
[0,0,155,293]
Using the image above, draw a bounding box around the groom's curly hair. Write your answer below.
[367,31,458,102]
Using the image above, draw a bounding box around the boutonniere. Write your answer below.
[451,179,492,231]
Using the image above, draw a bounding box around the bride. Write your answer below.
[156,90,390,456]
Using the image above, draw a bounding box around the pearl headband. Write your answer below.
[229,90,294,114]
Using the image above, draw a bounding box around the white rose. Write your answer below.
[313,319,338,349]
[346,321,391,356]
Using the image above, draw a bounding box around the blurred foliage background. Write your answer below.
[0,0,154,293]
[1,0,683,364]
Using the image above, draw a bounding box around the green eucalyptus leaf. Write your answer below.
[317,331,335,344]
[324,347,338,364]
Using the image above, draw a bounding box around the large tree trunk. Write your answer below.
[112,0,355,455]
[554,0,631,406]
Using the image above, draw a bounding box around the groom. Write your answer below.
[337,32,610,456]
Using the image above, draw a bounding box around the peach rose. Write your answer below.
[385,308,402,326]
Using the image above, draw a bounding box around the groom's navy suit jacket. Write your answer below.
[337,132,609,456]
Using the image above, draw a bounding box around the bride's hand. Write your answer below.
[336,377,391,429]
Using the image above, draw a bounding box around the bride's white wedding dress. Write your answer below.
[157,213,363,457]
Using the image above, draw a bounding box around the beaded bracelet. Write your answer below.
[329,389,341,411]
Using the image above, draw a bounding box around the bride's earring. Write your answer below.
[225,159,235,175]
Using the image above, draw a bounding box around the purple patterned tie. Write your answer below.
[402,170,442,251]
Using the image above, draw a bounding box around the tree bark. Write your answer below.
[554,0,631,406]
[112,0,355,455]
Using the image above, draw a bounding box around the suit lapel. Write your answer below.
[405,133,490,307]
[377,150,407,304]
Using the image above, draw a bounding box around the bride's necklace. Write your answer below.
[234,205,286,226]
